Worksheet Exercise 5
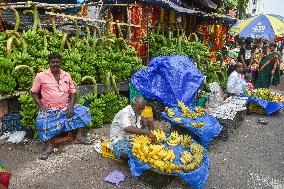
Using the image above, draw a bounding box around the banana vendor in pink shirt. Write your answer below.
[31,53,92,160]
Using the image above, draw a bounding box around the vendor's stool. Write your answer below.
[51,132,74,145]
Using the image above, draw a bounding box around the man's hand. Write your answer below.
[67,106,74,119]
[39,103,48,112]
[271,70,275,76]
[147,131,157,142]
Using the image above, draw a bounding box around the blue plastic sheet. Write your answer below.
[241,94,284,115]
[162,107,223,147]
[131,56,205,107]
[128,140,210,189]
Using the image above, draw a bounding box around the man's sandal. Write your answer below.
[39,149,54,160]
[74,138,93,145]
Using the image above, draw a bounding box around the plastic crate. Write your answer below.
[1,114,21,132]
[191,94,208,108]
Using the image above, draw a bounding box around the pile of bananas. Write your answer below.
[151,129,166,143]
[246,88,284,102]
[248,102,265,115]
[180,135,192,148]
[180,144,204,172]
[131,131,204,173]
[167,131,181,146]
[178,101,205,119]
[131,135,178,172]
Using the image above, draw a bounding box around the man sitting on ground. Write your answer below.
[109,96,156,160]
[31,53,92,160]
[227,62,245,96]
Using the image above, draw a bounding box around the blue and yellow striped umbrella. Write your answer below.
[229,14,284,41]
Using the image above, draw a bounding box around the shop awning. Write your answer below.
[96,0,199,14]
[140,0,199,13]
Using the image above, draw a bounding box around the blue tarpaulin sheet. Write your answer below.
[162,107,223,147]
[128,140,210,189]
[131,56,205,107]
[241,94,284,115]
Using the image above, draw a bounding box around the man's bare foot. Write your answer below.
[74,137,92,145]
[39,147,54,160]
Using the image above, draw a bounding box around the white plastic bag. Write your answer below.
[7,131,26,144]
[207,82,224,109]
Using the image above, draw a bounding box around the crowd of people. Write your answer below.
[225,37,283,96]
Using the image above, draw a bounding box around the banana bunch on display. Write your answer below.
[248,102,265,115]
[180,135,192,148]
[165,107,175,118]
[195,106,205,117]
[173,118,182,123]
[131,135,178,172]
[178,100,190,117]
[151,129,166,143]
[190,122,205,128]
[180,151,193,164]
[180,143,204,172]
[167,131,181,146]
[188,111,198,119]
[246,88,284,102]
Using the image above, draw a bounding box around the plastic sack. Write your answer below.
[128,139,210,189]
[131,56,205,107]
[162,107,223,147]
[7,131,26,144]
[0,172,11,188]
[207,82,224,109]
[240,93,284,115]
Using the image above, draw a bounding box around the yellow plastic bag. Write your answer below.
[141,106,153,118]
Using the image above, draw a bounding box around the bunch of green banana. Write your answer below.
[0,57,16,95]
[180,143,204,172]
[19,92,38,139]
[180,135,192,148]
[14,65,34,90]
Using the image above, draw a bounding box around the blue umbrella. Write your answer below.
[229,14,284,41]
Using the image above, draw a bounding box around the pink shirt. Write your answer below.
[31,69,76,110]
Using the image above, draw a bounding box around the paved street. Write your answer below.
[1,87,284,189]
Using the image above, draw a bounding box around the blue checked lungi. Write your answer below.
[36,104,92,141]
[113,140,132,159]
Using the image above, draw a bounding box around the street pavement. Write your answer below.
[1,87,284,189]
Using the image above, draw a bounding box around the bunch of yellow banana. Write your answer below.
[180,135,192,148]
[178,100,190,117]
[180,151,193,164]
[195,106,205,117]
[167,131,181,146]
[131,135,151,149]
[190,122,205,128]
[151,129,166,143]
[188,111,198,119]
[173,117,182,123]
[165,107,175,118]
[247,88,284,102]
[180,143,204,172]
[272,94,284,102]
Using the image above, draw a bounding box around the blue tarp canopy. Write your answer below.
[131,56,205,107]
